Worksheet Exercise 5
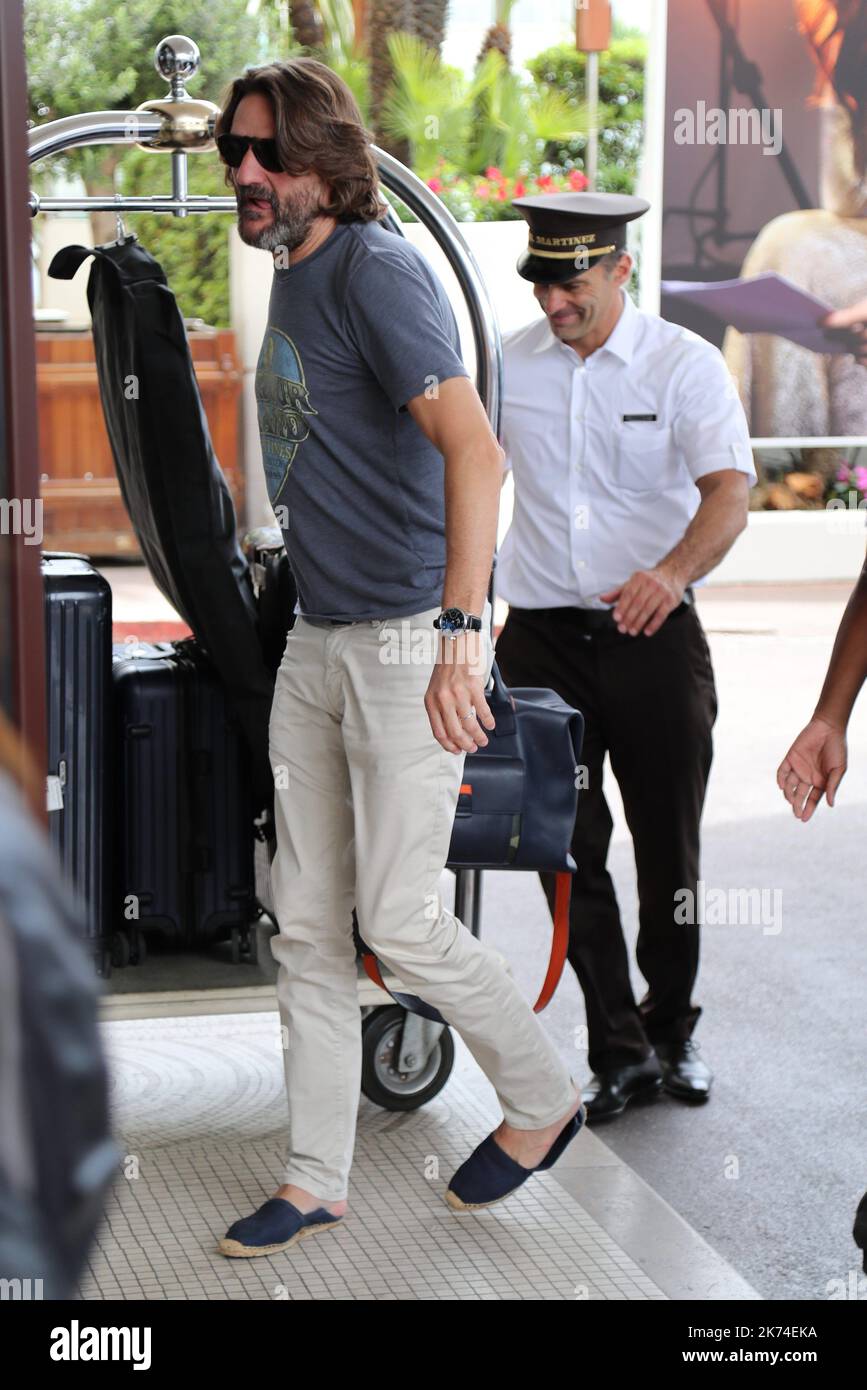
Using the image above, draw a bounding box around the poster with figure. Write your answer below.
[661,0,867,443]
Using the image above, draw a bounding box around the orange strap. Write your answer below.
[360,871,572,1017]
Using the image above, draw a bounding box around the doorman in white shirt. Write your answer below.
[494,192,755,1120]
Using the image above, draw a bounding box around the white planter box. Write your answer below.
[707,509,867,585]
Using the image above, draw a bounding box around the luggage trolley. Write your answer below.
[28,34,504,1110]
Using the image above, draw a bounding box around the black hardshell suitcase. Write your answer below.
[42,553,114,972]
[111,639,258,962]
[174,639,258,958]
[111,641,189,960]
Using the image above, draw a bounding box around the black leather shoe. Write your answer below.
[583,1055,664,1121]
[654,1039,712,1102]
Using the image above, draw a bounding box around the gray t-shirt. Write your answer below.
[255,217,471,620]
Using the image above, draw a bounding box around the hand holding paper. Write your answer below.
[661,272,852,356]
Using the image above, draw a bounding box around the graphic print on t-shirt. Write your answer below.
[255,326,318,506]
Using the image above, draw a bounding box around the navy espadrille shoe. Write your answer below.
[217,1198,344,1257]
[446,1103,587,1212]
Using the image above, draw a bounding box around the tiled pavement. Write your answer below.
[78,1010,758,1301]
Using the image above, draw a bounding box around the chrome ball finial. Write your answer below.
[136,34,219,150]
[154,35,201,87]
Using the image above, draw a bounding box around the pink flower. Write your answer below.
[854,466,867,494]
[836,465,850,482]
[485,165,504,182]
[476,182,490,199]
[427,177,443,193]
[568,169,589,190]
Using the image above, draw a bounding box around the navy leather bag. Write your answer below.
[361,660,585,1021]
[446,659,584,872]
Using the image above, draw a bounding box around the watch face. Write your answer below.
[439,606,466,632]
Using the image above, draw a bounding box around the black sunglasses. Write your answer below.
[216,132,284,174]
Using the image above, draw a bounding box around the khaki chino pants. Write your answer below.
[267,600,577,1200]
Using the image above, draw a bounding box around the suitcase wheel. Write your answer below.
[128,928,147,967]
[230,924,259,966]
[110,930,131,970]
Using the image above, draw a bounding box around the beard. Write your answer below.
[236,183,322,253]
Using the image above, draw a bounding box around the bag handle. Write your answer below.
[359,871,571,1020]
[484,659,517,737]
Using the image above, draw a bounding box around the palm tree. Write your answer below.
[289,0,325,48]
[378,31,492,178]
[476,0,516,68]
[368,1,451,158]
[413,0,449,53]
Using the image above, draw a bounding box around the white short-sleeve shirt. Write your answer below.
[497,289,756,610]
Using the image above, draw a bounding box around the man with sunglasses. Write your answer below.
[214,59,584,1259]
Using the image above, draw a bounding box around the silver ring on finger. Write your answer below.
[459,707,476,723]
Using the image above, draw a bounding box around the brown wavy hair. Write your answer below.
[215,58,387,223]
[796,1,867,172]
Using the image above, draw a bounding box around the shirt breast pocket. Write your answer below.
[614,423,679,494]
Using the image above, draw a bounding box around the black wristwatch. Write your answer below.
[433,606,483,637]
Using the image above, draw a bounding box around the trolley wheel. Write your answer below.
[360,1006,454,1111]
[110,930,131,969]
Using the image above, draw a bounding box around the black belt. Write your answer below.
[300,615,365,627]
[521,587,694,634]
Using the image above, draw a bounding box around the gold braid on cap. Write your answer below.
[528,243,618,259]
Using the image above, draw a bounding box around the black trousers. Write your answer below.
[494,602,718,1075]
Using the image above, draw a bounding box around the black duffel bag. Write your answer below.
[360,660,585,1021]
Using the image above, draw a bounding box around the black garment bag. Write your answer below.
[47,237,275,824]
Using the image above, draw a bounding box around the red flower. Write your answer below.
[514,179,527,197]
[427,178,443,193]
[485,165,505,182]
[568,169,589,191]
[536,174,554,191]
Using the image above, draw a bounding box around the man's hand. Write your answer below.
[599,566,685,637]
[425,632,496,754]
[822,299,867,366]
[776,717,848,822]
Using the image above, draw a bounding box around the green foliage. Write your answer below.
[378,34,493,180]
[311,0,371,119]
[115,148,235,327]
[24,0,648,305]
[25,0,265,326]
[525,37,646,192]
[465,50,586,180]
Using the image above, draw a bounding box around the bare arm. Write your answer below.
[406,376,504,754]
[776,553,867,820]
[599,469,749,637]
[814,558,867,728]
